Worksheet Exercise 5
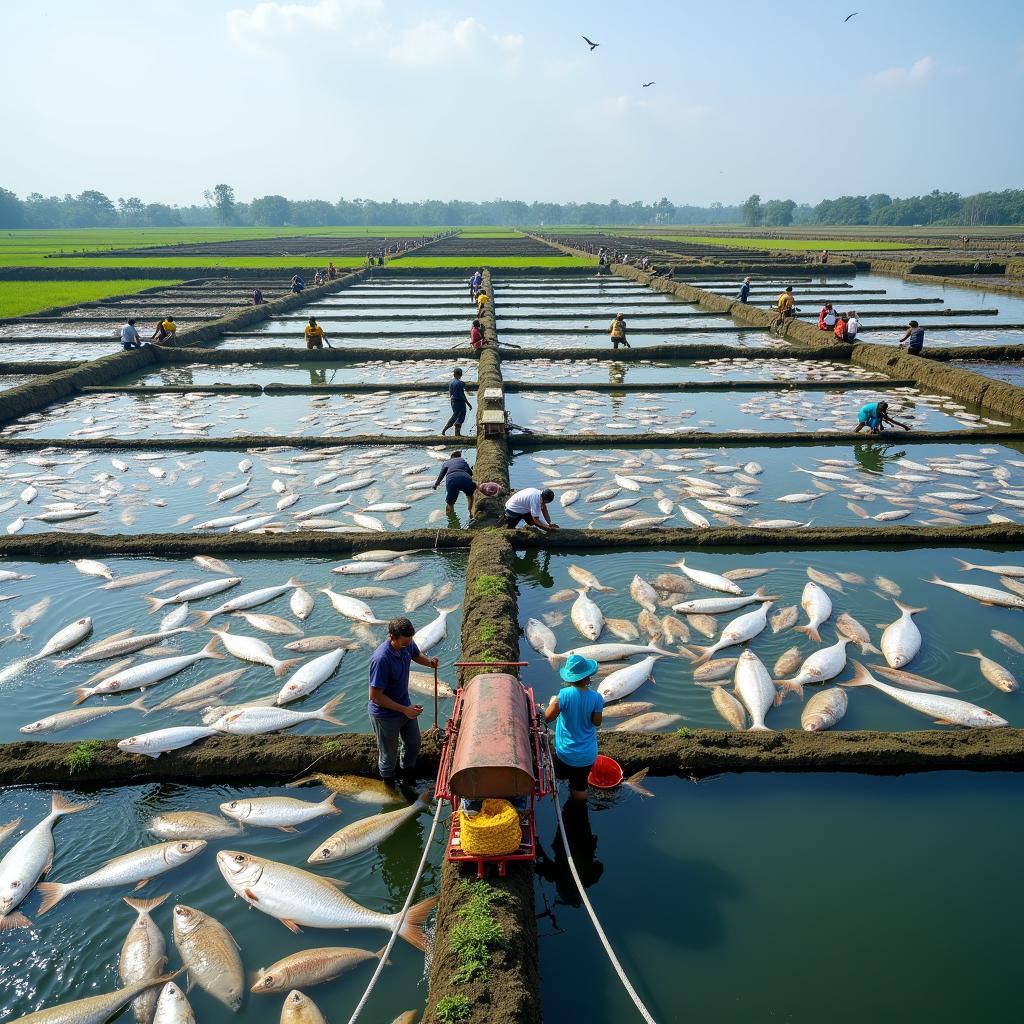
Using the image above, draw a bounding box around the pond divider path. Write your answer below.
[2,255,1024,1023]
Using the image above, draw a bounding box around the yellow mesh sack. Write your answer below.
[458,799,522,856]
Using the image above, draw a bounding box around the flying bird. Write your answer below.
[642,81,656,88]
[582,35,599,50]
[844,12,858,21]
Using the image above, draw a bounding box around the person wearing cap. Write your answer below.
[545,654,604,802]
[368,616,439,785]
[433,449,477,517]
[503,487,559,532]
[304,317,328,350]
[897,320,925,355]
[737,277,751,303]
[609,313,630,350]
[442,367,472,437]
[854,400,911,434]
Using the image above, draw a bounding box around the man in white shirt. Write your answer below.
[846,311,860,341]
[503,487,559,532]
[120,319,142,349]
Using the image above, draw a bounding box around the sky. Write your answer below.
[3,0,1023,207]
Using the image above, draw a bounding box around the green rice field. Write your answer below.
[0,280,179,318]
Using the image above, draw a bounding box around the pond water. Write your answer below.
[499,330,779,351]
[117,360,477,388]
[213,333,467,352]
[514,545,1024,731]
[951,360,1024,387]
[536,772,1024,1023]
[0,390,473,440]
[504,385,1003,436]
[501,357,886,386]
[510,440,1024,529]
[0,444,471,534]
[0,342,125,362]
[0,551,464,741]
[0,782,437,1023]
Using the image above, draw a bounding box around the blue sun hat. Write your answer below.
[560,653,599,683]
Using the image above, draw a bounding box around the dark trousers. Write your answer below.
[443,401,467,431]
[371,714,422,779]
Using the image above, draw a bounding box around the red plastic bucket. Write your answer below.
[588,754,623,789]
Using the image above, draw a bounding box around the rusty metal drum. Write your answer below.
[449,673,536,799]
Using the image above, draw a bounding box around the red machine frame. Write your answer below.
[435,662,554,878]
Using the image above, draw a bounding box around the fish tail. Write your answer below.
[34,882,68,916]
[143,595,167,614]
[841,661,874,687]
[0,911,32,931]
[323,792,341,814]
[192,610,215,627]
[201,636,225,660]
[595,585,614,593]
[776,680,804,702]
[624,769,655,799]
[373,944,393,966]
[416,786,435,806]
[896,601,927,615]
[287,576,304,587]
[129,697,148,713]
[860,642,882,656]
[747,724,773,732]
[794,625,820,644]
[51,791,91,816]
[952,557,976,572]
[398,896,438,951]
[51,658,73,670]
[273,658,302,679]
[285,774,323,789]
[124,893,170,914]
[437,604,459,615]
[956,649,983,660]
[318,693,344,724]
[676,645,703,663]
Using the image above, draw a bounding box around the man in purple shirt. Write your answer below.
[368,616,439,783]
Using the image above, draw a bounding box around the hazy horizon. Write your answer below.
[4,0,1022,206]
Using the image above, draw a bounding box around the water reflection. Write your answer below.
[536,799,603,908]
[853,441,907,475]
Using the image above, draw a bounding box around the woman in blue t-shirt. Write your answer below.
[545,653,604,802]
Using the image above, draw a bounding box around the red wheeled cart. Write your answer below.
[435,663,553,879]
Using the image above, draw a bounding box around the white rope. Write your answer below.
[346,799,446,1024]
[551,792,658,1024]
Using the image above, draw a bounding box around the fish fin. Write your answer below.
[324,877,350,888]
[51,792,90,816]
[416,786,434,807]
[192,610,215,627]
[0,911,32,931]
[323,792,341,814]
[273,658,302,679]
[72,687,92,706]
[776,680,804,702]
[952,557,976,572]
[34,882,67,916]
[895,601,927,615]
[860,642,882,656]
[398,896,438,951]
[143,596,167,614]
[185,974,194,993]
[201,636,225,659]
[841,661,874,687]
[128,698,148,713]
[317,693,344,723]
[124,893,169,913]
[955,650,982,660]
[244,887,260,902]
[624,769,655,799]
[132,878,152,891]
[373,944,393,966]
[794,625,821,644]
[280,918,302,934]
[933,719,956,726]
[754,587,783,601]
[277,825,298,833]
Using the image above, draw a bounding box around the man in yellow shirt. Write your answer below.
[304,317,330,350]
[609,313,630,349]
[776,286,796,317]
[152,316,177,344]
[476,290,488,314]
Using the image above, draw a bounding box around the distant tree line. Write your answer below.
[1,183,1022,229]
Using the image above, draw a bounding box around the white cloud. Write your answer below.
[868,55,943,88]
[227,2,523,66]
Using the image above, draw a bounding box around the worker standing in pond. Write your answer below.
[503,487,559,532]
[432,449,477,517]
[441,367,472,437]
[304,317,329,350]
[898,320,925,355]
[737,277,751,303]
[368,616,439,785]
[545,654,604,803]
[609,312,630,349]
[855,399,911,434]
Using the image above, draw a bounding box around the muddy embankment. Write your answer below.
[424,529,540,1024]
[0,434,480,452]
[156,345,478,364]
[865,258,1024,299]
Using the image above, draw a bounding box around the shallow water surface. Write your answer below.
[514,545,1024,730]
[0,782,437,1022]
[536,772,1024,1023]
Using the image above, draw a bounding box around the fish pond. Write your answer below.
[0,444,470,534]
[514,545,1024,730]
[0,390,472,440]
[951,360,1024,388]
[504,386,1010,436]
[0,552,464,742]
[535,772,1024,1023]
[511,440,1024,529]
[0,782,438,1023]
